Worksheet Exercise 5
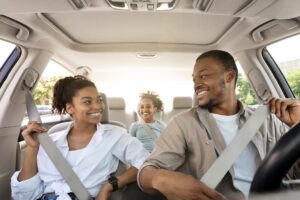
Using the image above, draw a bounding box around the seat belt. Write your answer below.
[137,114,158,141]
[24,86,92,200]
[200,105,269,189]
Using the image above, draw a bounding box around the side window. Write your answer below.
[22,60,72,127]
[236,62,257,105]
[33,60,72,114]
[0,39,20,88]
[266,34,300,98]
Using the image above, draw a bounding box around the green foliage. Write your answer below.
[286,70,300,98]
[33,76,62,105]
[236,73,257,105]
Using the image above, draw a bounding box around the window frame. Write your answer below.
[262,47,295,98]
[0,46,21,88]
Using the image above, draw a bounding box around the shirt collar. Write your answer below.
[54,123,112,148]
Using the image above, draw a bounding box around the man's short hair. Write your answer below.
[196,50,238,83]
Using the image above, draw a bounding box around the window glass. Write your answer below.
[0,40,19,88]
[22,60,72,126]
[236,62,257,105]
[266,34,300,98]
[33,60,71,106]
[0,39,15,68]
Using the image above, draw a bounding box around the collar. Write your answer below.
[53,123,112,148]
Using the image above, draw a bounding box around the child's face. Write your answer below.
[138,98,157,123]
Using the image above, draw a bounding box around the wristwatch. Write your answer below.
[108,173,118,192]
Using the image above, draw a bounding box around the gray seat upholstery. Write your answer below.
[107,97,136,130]
[164,96,193,123]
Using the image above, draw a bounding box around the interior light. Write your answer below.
[106,0,177,11]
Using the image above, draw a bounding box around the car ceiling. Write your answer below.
[1,0,300,78]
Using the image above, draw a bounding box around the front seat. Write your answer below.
[16,93,127,200]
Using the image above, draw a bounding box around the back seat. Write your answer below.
[107,97,136,130]
[164,96,193,123]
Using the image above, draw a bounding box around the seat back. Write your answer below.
[107,97,136,130]
[164,96,193,123]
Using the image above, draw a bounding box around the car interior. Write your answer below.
[0,0,300,199]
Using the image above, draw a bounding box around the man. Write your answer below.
[138,50,300,200]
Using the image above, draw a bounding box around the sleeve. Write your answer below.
[112,133,149,169]
[141,117,187,170]
[11,171,44,200]
[137,117,187,189]
[129,122,138,137]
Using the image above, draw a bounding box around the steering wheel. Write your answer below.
[250,122,300,193]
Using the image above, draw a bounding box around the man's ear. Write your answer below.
[225,70,236,83]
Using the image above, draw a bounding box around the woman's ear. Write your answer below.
[66,103,74,115]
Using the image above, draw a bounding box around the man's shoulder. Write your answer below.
[171,107,198,122]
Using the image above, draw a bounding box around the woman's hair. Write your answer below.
[139,90,164,112]
[52,75,96,114]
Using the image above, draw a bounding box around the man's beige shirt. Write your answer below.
[138,102,290,199]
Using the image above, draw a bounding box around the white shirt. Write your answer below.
[211,113,260,198]
[11,123,149,200]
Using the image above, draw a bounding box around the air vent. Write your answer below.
[68,0,91,9]
[106,0,177,11]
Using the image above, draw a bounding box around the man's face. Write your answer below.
[193,57,229,109]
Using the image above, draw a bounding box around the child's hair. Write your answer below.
[139,90,164,112]
[52,75,96,114]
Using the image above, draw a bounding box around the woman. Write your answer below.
[11,75,149,200]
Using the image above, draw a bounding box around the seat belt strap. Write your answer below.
[137,114,158,141]
[24,87,92,200]
[200,105,269,189]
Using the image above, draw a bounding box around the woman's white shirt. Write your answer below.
[11,123,149,200]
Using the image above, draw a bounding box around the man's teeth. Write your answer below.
[198,91,207,95]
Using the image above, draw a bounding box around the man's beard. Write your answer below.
[198,99,216,110]
[197,79,225,110]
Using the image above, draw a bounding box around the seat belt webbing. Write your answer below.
[24,87,91,200]
[136,113,158,141]
[200,105,269,189]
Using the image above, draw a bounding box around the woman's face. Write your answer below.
[138,98,157,123]
[66,86,104,125]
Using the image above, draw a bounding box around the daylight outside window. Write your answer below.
[0,39,15,69]
[266,34,300,98]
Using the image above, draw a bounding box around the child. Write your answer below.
[129,91,166,152]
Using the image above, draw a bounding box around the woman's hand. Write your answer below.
[95,183,113,200]
[22,121,47,148]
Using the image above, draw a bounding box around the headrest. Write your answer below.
[173,96,192,109]
[100,92,109,123]
[108,97,125,110]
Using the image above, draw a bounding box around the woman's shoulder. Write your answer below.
[101,123,127,134]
